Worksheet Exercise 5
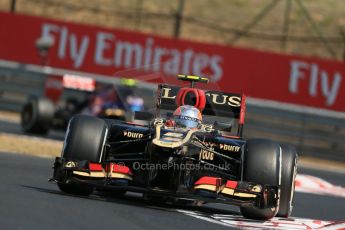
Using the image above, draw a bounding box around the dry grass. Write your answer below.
[0,0,344,60]
[0,110,20,123]
[0,133,62,158]
[0,111,61,157]
[299,156,345,173]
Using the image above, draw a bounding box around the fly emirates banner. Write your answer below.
[0,12,344,112]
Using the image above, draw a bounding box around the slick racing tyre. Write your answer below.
[240,139,281,220]
[58,115,108,196]
[21,96,54,135]
[276,144,298,218]
[62,115,108,162]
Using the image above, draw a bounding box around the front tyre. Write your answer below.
[62,115,108,162]
[240,139,281,220]
[58,115,108,196]
[276,144,298,217]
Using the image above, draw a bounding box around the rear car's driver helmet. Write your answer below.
[172,105,202,129]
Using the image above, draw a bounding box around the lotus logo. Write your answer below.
[161,87,241,107]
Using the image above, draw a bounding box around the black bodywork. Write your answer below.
[51,81,279,211]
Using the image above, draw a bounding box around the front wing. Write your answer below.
[51,157,278,209]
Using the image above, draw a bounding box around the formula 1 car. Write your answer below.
[51,75,298,220]
[21,75,147,135]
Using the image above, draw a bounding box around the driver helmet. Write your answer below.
[172,105,202,129]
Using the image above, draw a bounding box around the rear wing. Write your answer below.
[44,74,96,103]
[62,74,96,92]
[157,84,246,136]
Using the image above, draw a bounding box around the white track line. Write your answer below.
[177,210,345,230]
[178,174,345,229]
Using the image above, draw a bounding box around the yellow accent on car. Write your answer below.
[221,187,235,196]
[105,108,125,117]
[233,192,257,198]
[73,171,105,178]
[177,74,209,83]
[194,184,217,192]
[72,170,133,180]
[109,172,133,180]
[251,185,262,192]
[120,78,137,86]
[152,125,197,148]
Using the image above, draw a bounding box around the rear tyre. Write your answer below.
[240,139,281,220]
[58,115,108,196]
[276,144,298,217]
[21,96,54,135]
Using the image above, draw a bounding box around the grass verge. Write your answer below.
[0,133,62,158]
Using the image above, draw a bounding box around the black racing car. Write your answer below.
[21,75,147,135]
[50,75,298,220]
